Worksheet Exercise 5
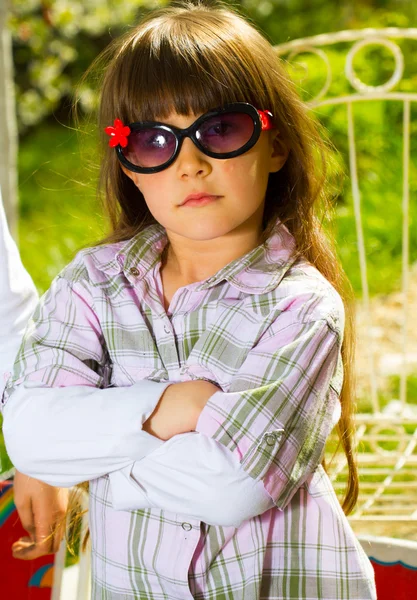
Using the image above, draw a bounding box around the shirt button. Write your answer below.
[265,433,277,446]
[181,522,192,531]
[129,267,140,277]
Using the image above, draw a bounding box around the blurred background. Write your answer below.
[1,0,417,514]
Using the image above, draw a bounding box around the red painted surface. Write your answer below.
[371,559,417,600]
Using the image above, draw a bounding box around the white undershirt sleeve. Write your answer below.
[2,380,169,485]
[109,432,276,528]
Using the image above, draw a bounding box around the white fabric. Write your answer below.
[111,432,275,527]
[3,379,275,526]
[0,186,38,396]
[2,379,170,481]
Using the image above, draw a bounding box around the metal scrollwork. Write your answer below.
[366,423,408,457]
[345,37,404,94]
[285,45,332,104]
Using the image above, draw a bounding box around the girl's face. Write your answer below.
[120,109,288,245]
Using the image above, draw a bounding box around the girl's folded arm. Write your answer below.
[0,271,171,486]
[106,311,343,526]
[108,432,275,527]
[193,315,344,512]
[115,312,343,525]
[2,380,170,486]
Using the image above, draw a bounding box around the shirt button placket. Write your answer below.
[171,520,200,599]
[160,319,179,366]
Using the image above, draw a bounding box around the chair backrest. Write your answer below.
[275,28,417,537]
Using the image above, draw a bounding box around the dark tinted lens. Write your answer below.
[196,112,254,154]
[122,127,176,167]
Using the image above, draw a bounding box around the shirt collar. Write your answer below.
[98,216,299,295]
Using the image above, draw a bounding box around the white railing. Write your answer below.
[275,28,417,534]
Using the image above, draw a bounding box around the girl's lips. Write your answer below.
[181,195,221,207]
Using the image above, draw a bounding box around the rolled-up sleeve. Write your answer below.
[194,317,343,511]
[1,272,170,486]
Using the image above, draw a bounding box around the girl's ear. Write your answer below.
[269,131,289,174]
[120,165,141,189]
[120,164,134,180]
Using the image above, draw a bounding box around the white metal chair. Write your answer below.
[275,28,417,538]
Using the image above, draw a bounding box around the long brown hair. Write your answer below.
[60,0,358,555]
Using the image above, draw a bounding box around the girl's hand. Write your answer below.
[12,470,69,560]
[143,380,221,441]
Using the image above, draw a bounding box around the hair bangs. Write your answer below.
[112,17,271,124]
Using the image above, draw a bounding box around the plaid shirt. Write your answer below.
[1,217,376,599]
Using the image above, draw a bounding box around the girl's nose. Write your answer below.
[175,137,212,178]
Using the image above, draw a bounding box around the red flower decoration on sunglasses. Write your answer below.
[258,110,274,131]
[104,119,131,148]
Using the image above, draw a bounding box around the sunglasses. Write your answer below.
[105,102,276,174]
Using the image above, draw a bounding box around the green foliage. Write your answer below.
[9,0,169,133]
[241,0,417,46]
[0,414,13,474]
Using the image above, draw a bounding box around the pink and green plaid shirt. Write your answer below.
[2,217,376,599]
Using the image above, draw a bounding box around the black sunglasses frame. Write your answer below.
[116,102,268,174]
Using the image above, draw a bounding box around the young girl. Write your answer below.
[1,1,377,598]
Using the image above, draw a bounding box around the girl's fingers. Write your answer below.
[12,531,54,560]
[12,506,56,560]
[12,474,69,560]
[13,521,65,560]
[14,498,36,542]
[31,490,66,555]
[11,536,37,560]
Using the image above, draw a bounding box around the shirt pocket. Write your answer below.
[105,322,167,384]
[184,319,260,390]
